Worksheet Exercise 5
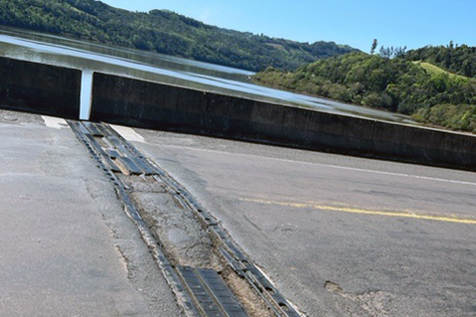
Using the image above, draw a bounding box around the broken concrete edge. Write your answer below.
[94,121,304,316]
[70,120,289,316]
[152,175,302,317]
[113,139,304,317]
[67,120,202,317]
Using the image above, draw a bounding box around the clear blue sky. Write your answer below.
[100,0,476,52]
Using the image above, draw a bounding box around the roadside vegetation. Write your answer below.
[254,43,476,134]
[0,0,355,71]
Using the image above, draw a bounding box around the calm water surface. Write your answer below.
[0,27,413,123]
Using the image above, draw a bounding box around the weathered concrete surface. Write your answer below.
[2,56,476,172]
[91,72,476,172]
[128,127,476,317]
[0,57,80,119]
[129,189,223,270]
[117,174,272,316]
[0,110,183,316]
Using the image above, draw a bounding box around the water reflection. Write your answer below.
[0,26,413,123]
[0,26,253,81]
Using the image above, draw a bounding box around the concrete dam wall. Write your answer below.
[1,57,476,171]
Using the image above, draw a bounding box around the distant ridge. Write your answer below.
[0,0,357,71]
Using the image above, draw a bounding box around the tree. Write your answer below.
[394,46,407,58]
[370,39,378,54]
[380,46,393,58]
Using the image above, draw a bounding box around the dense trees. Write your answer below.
[0,0,356,71]
[254,52,476,133]
[405,43,476,78]
[379,46,407,58]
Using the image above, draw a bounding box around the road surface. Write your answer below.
[129,126,476,316]
[2,109,475,316]
[0,110,183,316]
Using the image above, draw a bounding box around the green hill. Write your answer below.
[254,52,476,133]
[413,61,476,83]
[0,0,356,71]
[405,43,476,78]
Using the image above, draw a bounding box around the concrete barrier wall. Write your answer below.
[91,73,476,171]
[1,57,474,171]
[0,57,80,119]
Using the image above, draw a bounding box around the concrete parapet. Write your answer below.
[91,72,476,171]
[1,57,475,171]
[0,57,80,119]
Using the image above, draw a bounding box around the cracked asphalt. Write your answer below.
[130,126,476,317]
[2,108,476,316]
[0,110,183,317]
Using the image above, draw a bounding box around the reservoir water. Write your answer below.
[0,26,413,123]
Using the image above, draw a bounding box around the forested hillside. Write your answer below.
[406,43,476,78]
[254,52,476,133]
[0,0,356,71]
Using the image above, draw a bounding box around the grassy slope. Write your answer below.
[414,61,476,83]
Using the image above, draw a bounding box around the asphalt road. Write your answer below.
[3,109,474,316]
[0,111,183,317]
[129,127,476,317]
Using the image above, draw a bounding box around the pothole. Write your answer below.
[325,281,392,316]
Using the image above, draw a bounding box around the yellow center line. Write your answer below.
[240,198,476,225]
